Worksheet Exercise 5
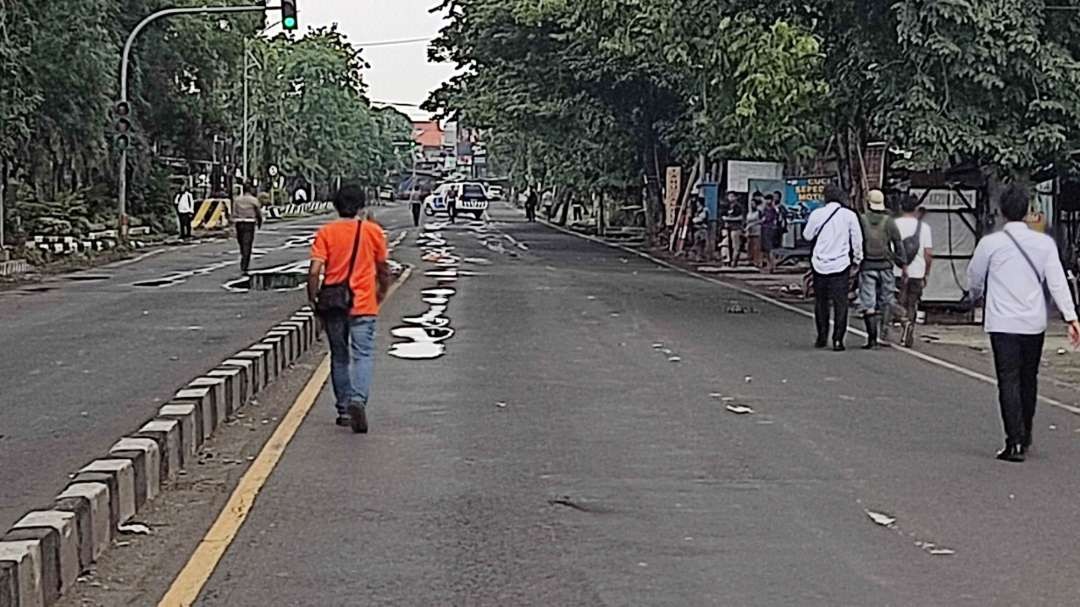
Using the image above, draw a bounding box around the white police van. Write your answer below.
[423,182,490,219]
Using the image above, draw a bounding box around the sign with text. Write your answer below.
[665,166,682,227]
[784,176,838,220]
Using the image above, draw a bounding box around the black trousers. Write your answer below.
[410,203,421,227]
[813,269,850,344]
[236,222,256,273]
[990,332,1045,448]
[178,212,193,238]
[447,199,457,223]
[525,204,536,222]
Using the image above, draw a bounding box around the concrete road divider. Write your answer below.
[77,460,136,525]
[0,540,43,607]
[8,511,79,599]
[54,483,111,562]
[0,303,332,607]
[110,438,162,504]
[175,386,218,438]
[158,403,200,458]
[135,420,182,482]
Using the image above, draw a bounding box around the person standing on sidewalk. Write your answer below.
[174,186,195,239]
[231,183,262,274]
[525,188,539,222]
[803,184,863,351]
[967,185,1080,462]
[307,184,391,433]
[858,189,906,349]
[894,194,933,347]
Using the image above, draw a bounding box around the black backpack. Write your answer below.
[899,219,923,265]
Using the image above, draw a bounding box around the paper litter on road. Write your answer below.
[495,401,508,408]
[652,343,665,349]
[118,523,151,535]
[668,356,682,363]
[865,510,896,527]
[721,396,735,402]
[725,404,754,415]
[709,393,723,398]
[744,376,753,383]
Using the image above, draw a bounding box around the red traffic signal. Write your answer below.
[281,0,298,30]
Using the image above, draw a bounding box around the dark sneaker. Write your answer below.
[347,403,368,434]
[335,415,350,427]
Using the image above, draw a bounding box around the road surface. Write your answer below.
[158,202,1080,606]
[0,213,410,531]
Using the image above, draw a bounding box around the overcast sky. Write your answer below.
[294,0,456,121]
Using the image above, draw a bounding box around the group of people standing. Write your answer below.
[806,183,1080,462]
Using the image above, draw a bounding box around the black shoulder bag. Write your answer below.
[316,220,363,317]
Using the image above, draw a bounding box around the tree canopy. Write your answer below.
[1,2,407,241]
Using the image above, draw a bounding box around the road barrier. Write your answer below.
[0,307,322,607]
[192,199,229,230]
[31,227,152,256]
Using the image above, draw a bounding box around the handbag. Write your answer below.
[316,220,363,317]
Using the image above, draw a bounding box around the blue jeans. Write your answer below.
[324,315,377,414]
[858,269,895,316]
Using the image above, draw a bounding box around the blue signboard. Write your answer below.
[701,182,719,220]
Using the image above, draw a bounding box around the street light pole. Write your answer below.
[242,19,282,187]
[118,4,266,242]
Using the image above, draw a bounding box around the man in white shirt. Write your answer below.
[174,186,195,239]
[967,185,1080,462]
[894,195,933,347]
[803,184,864,351]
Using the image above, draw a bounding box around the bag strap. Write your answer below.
[811,206,843,241]
[346,219,364,279]
[1003,229,1044,285]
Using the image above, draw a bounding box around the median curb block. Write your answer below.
[110,438,162,505]
[231,350,269,392]
[158,404,199,459]
[10,511,79,598]
[54,483,110,562]
[77,460,136,525]
[135,419,181,481]
[0,298,346,607]
[251,342,280,379]
[174,386,216,439]
[188,376,230,425]
[0,539,44,607]
[206,367,245,416]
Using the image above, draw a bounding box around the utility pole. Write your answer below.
[117,3,287,241]
[242,19,281,186]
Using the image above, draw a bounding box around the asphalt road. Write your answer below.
[184,202,1080,606]
[0,211,411,531]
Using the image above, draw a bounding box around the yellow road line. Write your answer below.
[158,265,413,606]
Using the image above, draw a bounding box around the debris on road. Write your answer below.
[725,404,754,415]
[744,376,753,383]
[865,510,896,527]
[668,356,682,363]
[118,523,152,535]
[495,401,508,408]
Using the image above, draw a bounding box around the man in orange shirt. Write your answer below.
[307,184,391,433]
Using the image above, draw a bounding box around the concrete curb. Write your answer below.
[0,304,322,607]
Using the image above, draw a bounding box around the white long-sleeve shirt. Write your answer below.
[802,202,864,274]
[967,222,1077,334]
[175,192,195,214]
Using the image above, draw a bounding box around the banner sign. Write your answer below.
[665,166,682,227]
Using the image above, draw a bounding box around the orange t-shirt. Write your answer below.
[311,219,388,316]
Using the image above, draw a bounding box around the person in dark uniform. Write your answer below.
[409,193,422,227]
[525,188,539,222]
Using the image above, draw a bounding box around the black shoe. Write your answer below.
[861,339,878,350]
[996,444,1025,462]
[347,403,368,434]
[815,338,828,349]
[335,415,350,427]
[833,342,846,352]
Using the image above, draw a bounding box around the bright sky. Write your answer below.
[294,0,455,120]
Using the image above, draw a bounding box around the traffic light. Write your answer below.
[113,100,133,151]
[281,0,298,30]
